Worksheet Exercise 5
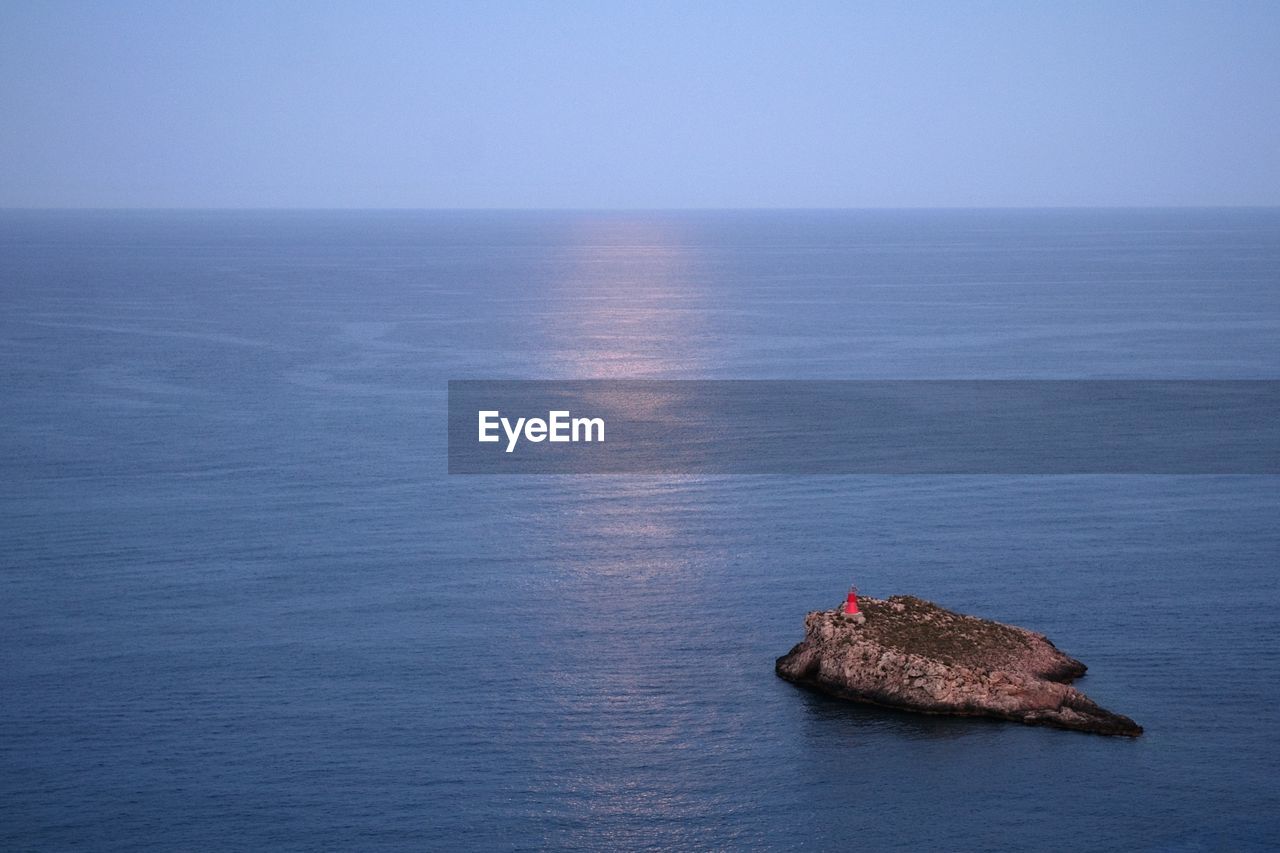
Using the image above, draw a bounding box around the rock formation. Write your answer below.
[776,595,1142,736]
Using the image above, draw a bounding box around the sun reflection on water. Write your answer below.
[536,216,714,379]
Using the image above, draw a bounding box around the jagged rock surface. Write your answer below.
[776,595,1142,736]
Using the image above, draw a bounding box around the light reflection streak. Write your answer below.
[522,218,735,826]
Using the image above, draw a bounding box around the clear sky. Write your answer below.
[2,0,1278,208]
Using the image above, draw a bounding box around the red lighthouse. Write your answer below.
[844,585,860,615]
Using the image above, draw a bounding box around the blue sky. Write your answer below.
[2,1,1278,208]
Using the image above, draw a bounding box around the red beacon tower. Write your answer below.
[844,585,860,616]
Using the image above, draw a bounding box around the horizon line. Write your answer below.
[3,204,1280,213]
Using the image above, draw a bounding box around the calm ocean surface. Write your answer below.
[2,210,1279,851]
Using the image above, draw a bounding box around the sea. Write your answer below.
[2,209,1278,851]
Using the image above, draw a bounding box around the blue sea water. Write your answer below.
[1,210,1279,851]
